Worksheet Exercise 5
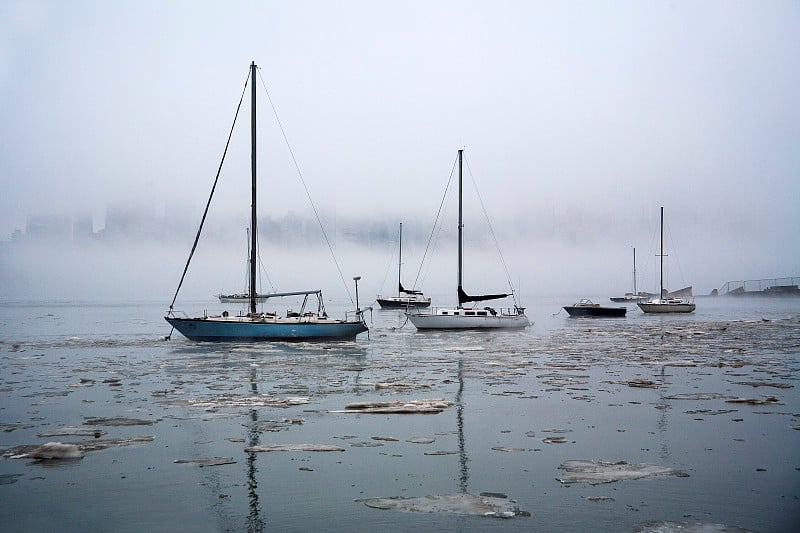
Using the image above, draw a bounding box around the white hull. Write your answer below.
[638,299,696,314]
[407,308,530,330]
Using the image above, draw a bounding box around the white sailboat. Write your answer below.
[638,207,696,314]
[610,247,656,303]
[407,150,529,330]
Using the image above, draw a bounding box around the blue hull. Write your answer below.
[165,317,367,342]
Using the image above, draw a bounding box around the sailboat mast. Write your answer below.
[659,206,664,300]
[397,222,403,295]
[457,149,464,307]
[249,61,258,315]
[633,247,637,295]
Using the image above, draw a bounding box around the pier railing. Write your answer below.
[718,277,800,295]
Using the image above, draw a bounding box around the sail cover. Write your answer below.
[399,282,423,295]
[458,287,508,306]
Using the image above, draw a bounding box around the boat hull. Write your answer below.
[376,297,431,309]
[637,301,696,314]
[165,316,367,341]
[609,296,652,303]
[564,306,626,317]
[407,311,530,330]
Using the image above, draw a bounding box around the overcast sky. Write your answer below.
[1,1,798,297]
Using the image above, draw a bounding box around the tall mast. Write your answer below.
[633,247,637,295]
[397,222,403,295]
[249,61,258,315]
[457,149,464,307]
[659,206,664,300]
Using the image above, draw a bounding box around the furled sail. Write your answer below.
[458,287,508,306]
[399,282,423,295]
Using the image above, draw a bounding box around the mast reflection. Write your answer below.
[456,358,469,493]
[246,366,264,533]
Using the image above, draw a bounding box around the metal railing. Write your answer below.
[718,277,799,295]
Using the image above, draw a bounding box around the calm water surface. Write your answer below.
[1,296,798,532]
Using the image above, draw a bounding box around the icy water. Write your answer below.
[1,296,798,532]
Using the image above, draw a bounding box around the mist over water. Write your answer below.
[1,211,797,305]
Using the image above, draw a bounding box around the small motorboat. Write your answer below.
[563,299,627,318]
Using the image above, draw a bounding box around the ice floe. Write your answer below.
[173,457,237,466]
[29,442,84,460]
[84,417,158,426]
[406,437,435,444]
[557,460,688,484]
[632,520,755,532]
[334,399,452,414]
[244,444,345,452]
[356,492,528,518]
[725,396,781,405]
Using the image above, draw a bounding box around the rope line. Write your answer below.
[256,69,354,305]
[463,156,520,307]
[413,154,458,290]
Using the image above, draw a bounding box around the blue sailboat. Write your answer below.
[165,62,367,341]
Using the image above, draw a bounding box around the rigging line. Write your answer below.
[168,71,250,312]
[664,217,689,292]
[255,230,277,304]
[256,68,354,304]
[463,156,519,306]
[254,224,276,293]
[412,154,458,290]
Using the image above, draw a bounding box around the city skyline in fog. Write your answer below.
[1,1,798,300]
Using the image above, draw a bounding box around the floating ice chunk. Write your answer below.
[733,381,792,389]
[624,379,659,388]
[174,395,310,410]
[244,444,345,452]
[584,496,615,502]
[174,457,236,466]
[30,442,84,460]
[76,436,155,451]
[633,520,755,532]
[423,450,458,456]
[557,460,688,485]
[335,399,452,414]
[725,396,781,405]
[357,493,527,518]
[406,437,435,444]
[37,427,107,438]
[84,417,157,426]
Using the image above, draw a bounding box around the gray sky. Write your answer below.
[1,0,798,297]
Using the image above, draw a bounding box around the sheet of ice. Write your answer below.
[633,520,755,532]
[84,417,157,426]
[357,493,528,518]
[557,460,688,485]
[173,457,237,466]
[335,399,452,414]
[244,444,345,452]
